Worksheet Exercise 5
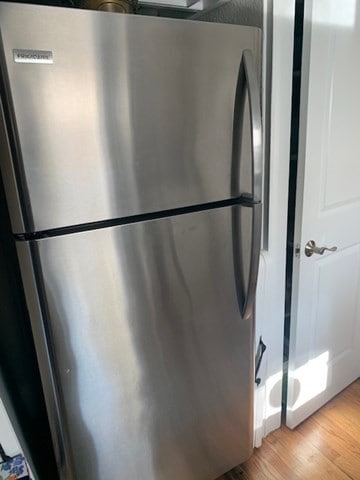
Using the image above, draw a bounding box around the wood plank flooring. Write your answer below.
[217,379,360,480]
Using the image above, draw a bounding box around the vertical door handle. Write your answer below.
[237,50,262,320]
[242,202,262,320]
[243,49,263,203]
[241,50,262,319]
[232,50,262,319]
[232,49,263,203]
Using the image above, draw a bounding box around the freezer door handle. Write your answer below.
[232,49,262,203]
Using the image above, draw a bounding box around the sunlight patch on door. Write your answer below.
[287,351,329,411]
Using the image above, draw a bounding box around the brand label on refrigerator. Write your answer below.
[13,49,53,64]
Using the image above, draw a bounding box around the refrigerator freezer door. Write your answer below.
[19,205,255,480]
[0,3,260,233]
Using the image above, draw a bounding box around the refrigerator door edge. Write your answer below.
[0,95,25,234]
[16,241,75,480]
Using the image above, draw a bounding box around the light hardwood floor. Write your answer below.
[218,379,360,480]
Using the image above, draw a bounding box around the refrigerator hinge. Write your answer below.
[255,337,267,386]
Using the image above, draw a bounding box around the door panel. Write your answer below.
[31,205,255,480]
[287,0,360,428]
[0,3,260,232]
[314,249,360,359]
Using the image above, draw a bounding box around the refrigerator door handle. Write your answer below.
[242,202,262,320]
[233,49,263,320]
[232,49,263,203]
[244,49,262,203]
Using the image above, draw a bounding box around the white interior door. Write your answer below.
[287,0,360,428]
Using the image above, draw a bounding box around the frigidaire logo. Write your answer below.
[13,49,53,64]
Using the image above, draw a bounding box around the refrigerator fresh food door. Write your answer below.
[17,204,260,480]
[0,2,261,233]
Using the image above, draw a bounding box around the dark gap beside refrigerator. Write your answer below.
[0,173,59,479]
[282,0,304,419]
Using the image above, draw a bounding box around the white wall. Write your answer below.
[254,0,295,445]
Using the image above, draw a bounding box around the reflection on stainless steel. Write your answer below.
[0,3,260,233]
[28,207,254,480]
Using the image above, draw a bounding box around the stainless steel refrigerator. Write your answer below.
[0,3,262,480]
